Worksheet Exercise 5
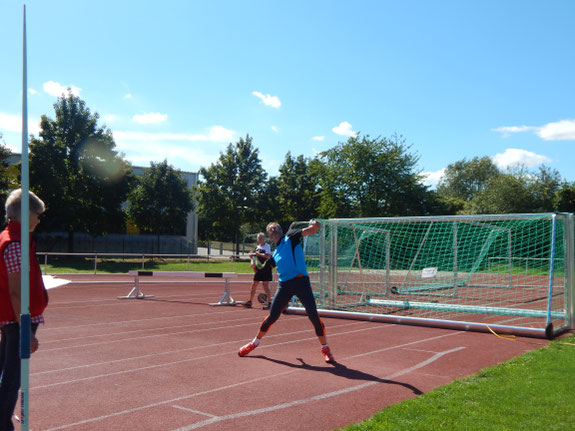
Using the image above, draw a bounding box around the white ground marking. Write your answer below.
[42,308,241,332]
[39,315,263,346]
[171,346,467,430]
[41,331,463,430]
[33,321,368,377]
[171,406,218,418]
[32,322,387,388]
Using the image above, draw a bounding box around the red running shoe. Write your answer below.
[238,341,257,357]
[321,346,335,363]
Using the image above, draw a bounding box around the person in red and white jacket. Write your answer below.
[0,189,48,431]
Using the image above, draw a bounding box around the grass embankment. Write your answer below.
[341,333,575,430]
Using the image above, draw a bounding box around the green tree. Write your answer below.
[554,182,575,213]
[437,156,501,202]
[273,152,320,229]
[315,134,434,218]
[464,166,563,214]
[196,135,266,247]
[29,91,134,246]
[527,165,562,212]
[128,160,193,235]
[256,176,282,228]
[464,173,531,214]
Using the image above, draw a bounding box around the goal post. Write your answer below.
[288,213,575,339]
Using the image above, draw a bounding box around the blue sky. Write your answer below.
[1,1,574,188]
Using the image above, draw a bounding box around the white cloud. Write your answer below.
[492,119,575,141]
[124,93,133,99]
[421,168,446,188]
[312,136,325,141]
[112,125,238,171]
[43,80,81,97]
[492,148,551,169]
[120,140,220,171]
[112,127,237,171]
[132,113,168,124]
[271,125,279,133]
[491,125,536,138]
[252,91,282,108]
[0,113,40,135]
[536,119,575,141]
[206,125,235,141]
[0,113,23,133]
[103,114,118,123]
[28,88,38,95]
[113,125,236,143]
[332,121,357,137]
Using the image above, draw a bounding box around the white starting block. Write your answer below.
[119,271,240,306]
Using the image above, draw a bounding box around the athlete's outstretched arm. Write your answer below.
[302,219,320,237]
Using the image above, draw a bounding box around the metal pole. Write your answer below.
[545,214,557,330]
[452,221,458,288]
[507,230,513,288]
[385,232,391,294]
[329,225,338,306]
[285,307,559,339]
[19,6,31,430]
[564,213,574,329]
[319,223,325,298]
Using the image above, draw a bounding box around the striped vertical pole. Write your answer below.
[20,5,32,431]
[545,214,557,339]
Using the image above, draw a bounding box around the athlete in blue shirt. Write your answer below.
[238,219,335,363]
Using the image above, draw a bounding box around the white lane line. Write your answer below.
[32,322,386,388]
[172,346,467,431]
[38,318,271,352]
[41,331,462,431]
[41,308,241,332]
[172,406,218,418]
[33,321,369,376]
[401,347,441,354]
[40,315,266,345]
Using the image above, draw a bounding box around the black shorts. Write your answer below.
[259,275,325,337]
[254,264,273,281]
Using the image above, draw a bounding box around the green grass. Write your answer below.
[340,333,575,430]
[42,257,255,274]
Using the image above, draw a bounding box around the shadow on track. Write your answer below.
[249,355,423,395]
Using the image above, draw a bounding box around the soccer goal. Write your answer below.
[289,213,575,339]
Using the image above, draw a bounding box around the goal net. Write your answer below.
[289,213,574,339]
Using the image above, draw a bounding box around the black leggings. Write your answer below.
[259,276,325,337]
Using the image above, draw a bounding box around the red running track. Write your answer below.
[22,273,547,431]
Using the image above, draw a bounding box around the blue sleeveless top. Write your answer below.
[272,229,308,282]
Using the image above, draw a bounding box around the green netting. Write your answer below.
[291,213,573,336]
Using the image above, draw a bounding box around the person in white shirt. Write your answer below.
[243,232,273,309]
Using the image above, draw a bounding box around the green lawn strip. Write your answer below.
[43,259,254,274]
[341,333,575,431]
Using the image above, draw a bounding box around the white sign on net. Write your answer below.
[421,267,438,279]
